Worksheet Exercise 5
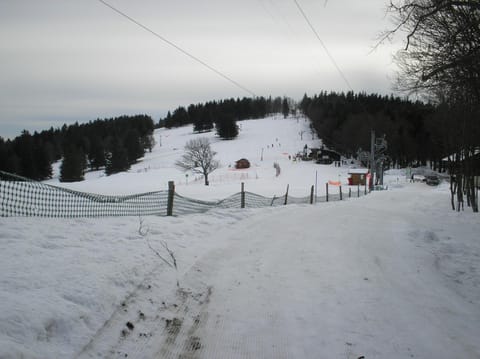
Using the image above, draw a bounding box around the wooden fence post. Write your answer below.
[284,184,289,205]
[310,185,314,204]
[241,182,245,208]
[167,181,175,216]
[326,183,329,202]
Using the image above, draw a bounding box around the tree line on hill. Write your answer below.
[0,96,292,183]
[158,96,292,138]
[2,92,463,188]
[0,115,155,182]
[299,91,437,168]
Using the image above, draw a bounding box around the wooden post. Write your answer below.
[241,182,245,208]
[310,185,314,204]
[340,185,343,200]
[349,187,351,198]
[167,181,175,216]
[357,184,360,197]
[364,181,367,195]
[326,183,329,202]
[284,184,289,205]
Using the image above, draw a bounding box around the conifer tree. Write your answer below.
[215,113,239,140]
[105,136,130,175]
[88,135,106,170]
[125,129,144,164]
[60,145,86,182]
[282,98,290,118]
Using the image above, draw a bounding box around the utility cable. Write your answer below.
[96,0,257,97]
[293,0,353,91]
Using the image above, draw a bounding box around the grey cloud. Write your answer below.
[0,0,400,138]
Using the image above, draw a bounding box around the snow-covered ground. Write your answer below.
[45,115,354,199]
[1,116,479,358]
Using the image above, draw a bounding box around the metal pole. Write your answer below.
[310,185,314,204]
[284,184,289,205]
[315,170,318,203]
[326,183,329,202]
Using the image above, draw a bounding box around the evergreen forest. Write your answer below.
[0,93,457,183]
[299,92,437,168]
[0,115,155,182]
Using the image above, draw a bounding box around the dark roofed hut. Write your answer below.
[235,158,250,169]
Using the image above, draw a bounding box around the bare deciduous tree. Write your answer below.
[380,0,480,100]
[381,0,480,212]
[175,138,220,186]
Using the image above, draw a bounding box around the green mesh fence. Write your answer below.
[1,171,368,218]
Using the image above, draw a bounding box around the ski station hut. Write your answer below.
[348,168,369,185]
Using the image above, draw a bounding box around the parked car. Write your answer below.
[425,175,440,186]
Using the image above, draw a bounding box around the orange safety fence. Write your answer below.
[328,180,341,186]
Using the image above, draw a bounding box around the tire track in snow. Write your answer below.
[75,260,172,359]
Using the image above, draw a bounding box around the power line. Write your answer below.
[96,0,257,97]
[293,0,353,92]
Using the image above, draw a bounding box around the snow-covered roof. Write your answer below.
[348,168,369,174]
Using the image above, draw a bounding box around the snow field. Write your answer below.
[1,116,479,358]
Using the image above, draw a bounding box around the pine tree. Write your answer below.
[34,141,53,179]
[60,145,86,182]
[88,135,106,170]
[215,113,239,140]
[282,98,290,118]
[105,136,130,175]
[125,129,144,164]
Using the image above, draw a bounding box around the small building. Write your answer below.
[348,168,369,185]
[235,158,250,169]
[315,148,341,164]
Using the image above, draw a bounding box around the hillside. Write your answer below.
[1,116,479,359]
[46,115,354,199]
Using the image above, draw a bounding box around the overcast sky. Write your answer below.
[0,0,401,139]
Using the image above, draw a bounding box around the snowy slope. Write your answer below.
[46,115,353,199]
[1,116,479,359]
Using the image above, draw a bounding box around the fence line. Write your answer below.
[0,171,369,218]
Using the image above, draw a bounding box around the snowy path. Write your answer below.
[79,186,480,359]
[161,194,479,359]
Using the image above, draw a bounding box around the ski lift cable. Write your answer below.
[293,0,354,92]
[96,0,257,97]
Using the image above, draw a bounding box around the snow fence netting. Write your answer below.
[0,171,168,217]
[1,171,368,218]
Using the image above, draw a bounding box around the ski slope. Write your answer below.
[1,116,479,359]
[46,115,349,199]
